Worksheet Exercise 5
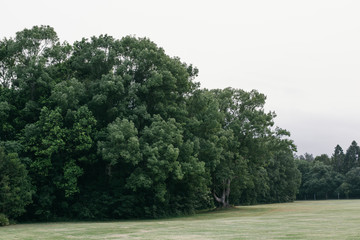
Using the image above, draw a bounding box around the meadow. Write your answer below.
[2,200,360,239]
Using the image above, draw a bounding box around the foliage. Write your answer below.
[0,213,9,226]
[0,147,32,220]
[297,141,360,200]
[0,26,299,221]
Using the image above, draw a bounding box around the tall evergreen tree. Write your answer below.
[344,141,360,174]
[332,145,345,173]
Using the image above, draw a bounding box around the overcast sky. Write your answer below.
[2,0,360,156]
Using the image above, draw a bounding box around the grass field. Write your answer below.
[2,200,360,239]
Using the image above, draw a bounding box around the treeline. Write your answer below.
[297,141,360,200]
[0,26,300,224]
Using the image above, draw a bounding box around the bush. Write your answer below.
[0,148,33,220]
[0,213,9,226]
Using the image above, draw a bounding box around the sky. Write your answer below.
[2,0,360,156]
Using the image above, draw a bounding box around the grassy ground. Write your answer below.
[2,200,360,239]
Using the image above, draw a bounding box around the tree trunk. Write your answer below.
[214,179,231,208]
[225,179,231,207]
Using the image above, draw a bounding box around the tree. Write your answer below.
[315,154,331,166]
[301,161,342,200]
[0,147,32,220]
[11,25,60,104]
[0,101,14,141]
[208,88,292,206]
[127,115,202,217]
[98,118,140,167]
[296,158,311,200]
[213,129,245,208]
[262,128,300,203]
[343,141,360,174]
[344,167,360,198]
[298,153,314,162]
[332,145,345,173]
[70,35,117,81]
[185,89,223,207]
[0,26,71,140]
[21,106,96,219]
[0,37,18,88]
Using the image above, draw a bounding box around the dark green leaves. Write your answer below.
[99,118,140,166]
[0,147,32,220]
[1,26,299,221]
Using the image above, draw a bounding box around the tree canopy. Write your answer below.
[296,141,360,200]
[0,26,300,222]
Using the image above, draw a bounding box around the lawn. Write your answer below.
[2,200,360,239]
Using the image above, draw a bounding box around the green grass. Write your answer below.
[2,200,360,239]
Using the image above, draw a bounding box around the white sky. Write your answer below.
[2,0,360,156]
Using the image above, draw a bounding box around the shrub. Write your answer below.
[0,213,9,226]
[0,148,33,220]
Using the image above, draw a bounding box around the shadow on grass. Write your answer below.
[7,205,275,227]
[165,205,274,222]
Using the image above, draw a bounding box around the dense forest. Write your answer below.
[1,26,301,224]
[296,141,360,200]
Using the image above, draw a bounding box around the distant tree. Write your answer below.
[337,182,350,199]
[301,161,342,199]
[296,158,312,200]
[315,154,331,165]
[332,145,345,173]
[302,153,314,162]
[343,141,360,174]
[344,167,360,198]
